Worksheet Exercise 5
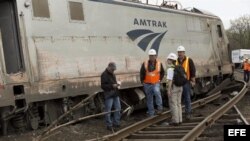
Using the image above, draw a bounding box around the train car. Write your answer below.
[0,0,232,134]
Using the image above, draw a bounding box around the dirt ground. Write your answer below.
[43,113,147,141]
[236,92,250,123]
[2,94,249,141]
[1,70,250,141]
[0,111,147,141]
[227,70,250,123]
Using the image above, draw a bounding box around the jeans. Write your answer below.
[104,95,121,127]
[182,82,192,114]
[244,70,249,83]
[143,83,163,116]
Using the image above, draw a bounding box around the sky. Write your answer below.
[141,0,250,29]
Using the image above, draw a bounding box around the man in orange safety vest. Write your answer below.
[140,49,165,117]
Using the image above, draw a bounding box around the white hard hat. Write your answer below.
[167,53,177,60]
[177,45,185,52]
[148,49,157,55]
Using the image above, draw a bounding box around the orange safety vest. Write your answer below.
[144,59,161,84]
[176,57,190,80]
[243,61,250,71]
[243,62,248,70]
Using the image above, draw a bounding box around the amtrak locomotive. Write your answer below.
[0,0,232,134]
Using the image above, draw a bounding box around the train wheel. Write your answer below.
[94,93,105,114]
[27,106,40,130]
[12,113,26,131]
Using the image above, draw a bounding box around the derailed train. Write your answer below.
[0,0,232,134]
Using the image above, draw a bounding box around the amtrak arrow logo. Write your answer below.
[127,29,167,53]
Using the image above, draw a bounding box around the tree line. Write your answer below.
[226,15,250,50]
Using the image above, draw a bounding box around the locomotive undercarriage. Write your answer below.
[0,96,95,135]
[0,73,232,135]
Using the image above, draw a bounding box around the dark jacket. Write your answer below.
[101,69,117,92]
[140,60,165,83]
[177,56,196,79]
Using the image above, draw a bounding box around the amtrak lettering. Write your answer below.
[134,18,167,28]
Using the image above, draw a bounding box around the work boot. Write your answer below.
[169,122,179,126]
[107,126,115,132]
[113,124,121,129]
[156,109,163,115]
[185,114,192,120]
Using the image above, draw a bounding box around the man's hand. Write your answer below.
[112,84,119,88]
[190,81,196,87]
[190,78,196,87]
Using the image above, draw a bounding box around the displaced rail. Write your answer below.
[197,105,249,141]
[88,80,248,141]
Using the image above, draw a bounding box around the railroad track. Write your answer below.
[88,80,248,141]
[196,105,249,141]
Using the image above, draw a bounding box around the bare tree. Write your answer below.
[227,15,250,49]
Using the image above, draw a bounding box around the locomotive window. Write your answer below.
[32,0,50,18]
[68,1,84,21]
[217,25,223,37]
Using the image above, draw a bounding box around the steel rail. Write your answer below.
[87,91,222,141]
[180,80,248,141]
[233,105,249,125]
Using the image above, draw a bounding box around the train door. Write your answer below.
[0,0,24,74]
[208,20,223,65]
